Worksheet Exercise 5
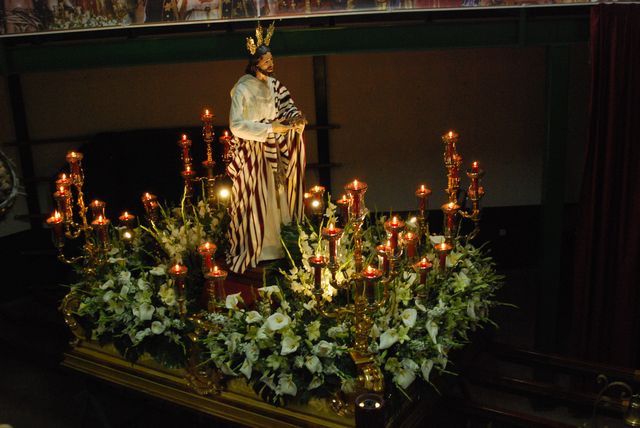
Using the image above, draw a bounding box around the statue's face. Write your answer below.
[256,52,274,76]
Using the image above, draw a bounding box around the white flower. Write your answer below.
[150,265,166,276]
[379,328,399,350]
[244,342,259,362]
[151,320,165,334]
[421,359,434,382]
[100,279,114,290]
[306,320,321,341]
[467,300,477,320]
[303,299,317,311]
[158,283,176,306]
[119,284,130,297]
[257,285,280,298]
[102,290,114,302]
[245,311,263,324]
[134,328,151,343]
[137,277,149,291]
[240,359,252,379]
[305,355,323,374]
[394,367,416,389]
[426,320,439,344]
[453,271,471,291]
[266,353,285,370]
[277,373,297,397]
[280,334,300,355]
[308,375,324,390]
[370,323,381,339]
[400,308,417,328]
[266,313,290,331]
[341,378,356,394]
[118,271,132,285]
[135,303,155,321]
[225,292,242,309]
[429,235,445,245]
[312,340,335,358]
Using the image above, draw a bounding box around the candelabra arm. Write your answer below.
[60,292,86,346]
[185,313,223,396]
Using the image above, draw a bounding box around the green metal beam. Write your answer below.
[1,13,588,74]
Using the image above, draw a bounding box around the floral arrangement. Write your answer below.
[67,187,503,407]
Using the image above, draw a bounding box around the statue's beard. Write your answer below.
[256,66,274,77]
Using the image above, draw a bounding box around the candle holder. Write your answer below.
[219,130,233,169]
[459,161,485,241]
[178,134,193,170]
[442,131,462,204]
[309,255,327,291]
[403,231,418,261]
[345,179,368,221]
[48,150,108,272]
[415,184,432,237]
[91,215,111,249]
[321,223,343,270]
[414,257,433,300]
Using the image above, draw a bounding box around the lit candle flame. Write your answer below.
[205,109,209,115]
[329,223,335,231]
[54,210,62,221]
[213,265,219,273]
[420,184,426,192]
[182,134,187,141]
[392,216,398,225]
[448,131,453,138]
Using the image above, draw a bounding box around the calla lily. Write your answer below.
[150,265,166,276]
[240,358,252,379]
[394,367,416,389]
[277,373,297,397]
[118,271,132,284]
[136,303,155,321]
[305,355,322,374]
[312,340,335,358]
[306,320,321,341]
[379,328,399,350]
[281,334,300,355]
[151,320,165,334]
[100,279,114,290]
[266,312,290,331]
[401,308,417,328]
[308,374,324,390]
[245,311,263,324]
[225,292,242,309]
[426,320,438,344]
[102,290,114,302]
[421,359,434,382]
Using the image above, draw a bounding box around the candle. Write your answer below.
[384,215,405,252]
[65,151,83,183]
[434,242,452,272]
[118,211,136,228]
[91,215,110,246]
[442,130,458,162]
[53,186,68,220]
[205,264,228,302]
[362,265,383,304]
[201,108,213,121]
[308,255,326,290]
[182,165,196,181]
[198,241,217,273]
[46,211,64,247]
[376,243,390,274]
[90,200,106,220]
[321,223,343,266]
[178,134,192,169]
[141,193,159,221]
[55,173,71,191]
[415,184,432,213]
[345,179,367,219]
[415,257,432,285]
[336,194,350,226]
[441,202,460,238]
[219,130,233,161]
[403,232,417,260]
[169,263,189,315]
[355,393,385,428]
[472,161,479,173]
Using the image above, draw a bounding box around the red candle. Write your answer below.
[376,243,390,274]
[198,241,217,273]
[65,151,83,183]
[205,264,228,300]
[362,265,383,303]
[220,131,232,160]
[415,257,433,285]
[336,194,350,225]
[472,161,479,173]
[119,211,136,228]
[91,215,110,246]
[345,179,367,219]
[384,215,405,252]
[141,193,159,220]
[309,255,326,290]
[55,173,71,191]
[434,242,452,272]
[46,211,64,246]
[404,232,417,259]
[415,184,432,212]
[90,200,106,220]
[169,263,189,291]
[321,223,343,266]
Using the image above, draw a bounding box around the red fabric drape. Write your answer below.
[569,3,640,367]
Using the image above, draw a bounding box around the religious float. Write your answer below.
[49,109,503,427]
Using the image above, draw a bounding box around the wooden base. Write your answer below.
[62,340,354,428]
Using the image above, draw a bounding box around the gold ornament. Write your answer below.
[246,21,275,55]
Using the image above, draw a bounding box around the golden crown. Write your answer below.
[246,21,275,56]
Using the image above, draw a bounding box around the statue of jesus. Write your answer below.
[226,23,307,274]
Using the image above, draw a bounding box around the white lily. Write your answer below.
[379,328,399,350]
[225,292,242,309]
[426,320,439,344]
[281,334,300,355]
[266,312,290,331]
[277,373,297,397]
[305,355,323,374]
[151,320,165,334]
[245,311,263,324]
[240,358,252,379]
[421,359,434,382]
[400,308,417,328]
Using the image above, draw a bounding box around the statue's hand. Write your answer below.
[271,120,290,134]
